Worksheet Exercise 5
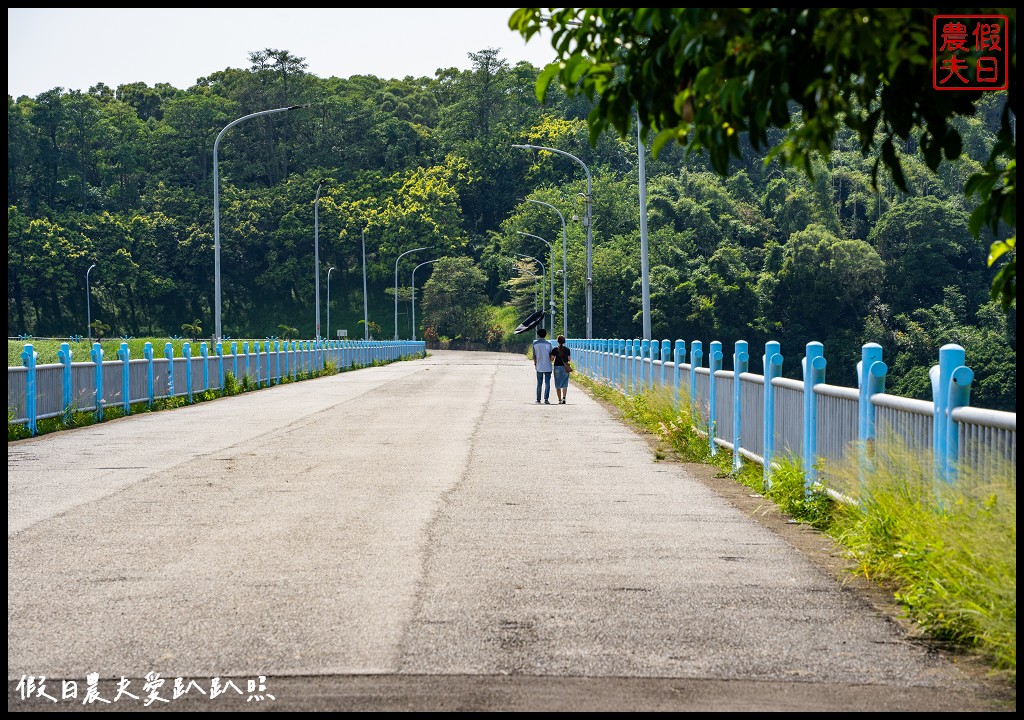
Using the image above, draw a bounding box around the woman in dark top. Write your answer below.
[550,334,572,404]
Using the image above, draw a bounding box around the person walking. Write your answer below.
[533,328,554,404]
[550,334,572,404]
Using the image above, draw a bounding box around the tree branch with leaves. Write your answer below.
[510,7,1016,308]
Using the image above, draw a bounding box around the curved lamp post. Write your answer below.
[411,259,440,342]
[314,179,327,340]
[637,116,651,340]
[360,228,369,340]
[213,105,306,342]
[517,231,555,336]
[513,143,592,338]
[86,263,97,343]
[326,266,335,341]
[395,246,431,340]
[525,198,568,337]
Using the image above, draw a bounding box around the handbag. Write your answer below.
[560,346,573,374]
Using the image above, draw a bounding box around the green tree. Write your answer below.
[768,224,884,379]
[510,8,1016,309]
[181,318,202,341]
[420,257,489,340]
[868,196,988,316]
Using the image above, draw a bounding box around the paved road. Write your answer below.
[7,350,1013,711]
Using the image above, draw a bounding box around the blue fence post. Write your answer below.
[118,342,131,414]
[631,339,641,393]
[20,344,37,435]
[231,342,238,385]
[602,340,610,385]
[930,344,965,482]
[617,339,625,390]
[605,339,612,385]
[732,340,749,474]
[646,339,654,387]
[857,343,887,487]
[216,341,224,392]
[640,339,650,391]
[946,364,974,482]
[598,339,605,383]
[91,342,104,420]
[673,340,685,408]
[762,341,783,491]
[144,342,155,406]
[623,340,632,393]
[660,339,670,388]
[200,342,209,392]
[164,342,175,400]
[647,339,657,389]
[58,343,73,423]
[708,341,723,455]
[183,342,193,403]
[857,344,885,443]
[243,342,250,383]
[802,342,827,494]
[689,340,703,425]
[275,341,281,384]
[255,341,263,388]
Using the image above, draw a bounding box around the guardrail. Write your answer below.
[9,339,426,435]
[568,338,1016,495]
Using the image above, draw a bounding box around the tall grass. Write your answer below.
[573,374,1017,681]
[824,440,1016,677]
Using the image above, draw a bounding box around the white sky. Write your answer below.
[7,8,557,98]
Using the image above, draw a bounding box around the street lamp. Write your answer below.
[517,232,555,335]
[513,143,593,338]
[314,179,327,340]
[637,116,651,340]
[326,266,335,341]
[516,254,545,322]
[86,263,97,343]
[525,198,568,337]
[213,104,306,342]
[361,227,369,340]
[394,246,431,340]
[411,259,440,342]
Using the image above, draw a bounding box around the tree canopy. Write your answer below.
[6,39,1016,409]
[509,7,1016,309]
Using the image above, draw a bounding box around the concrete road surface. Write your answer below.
[7,350,1014,711]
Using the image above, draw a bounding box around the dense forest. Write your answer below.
[6,47,1016,409]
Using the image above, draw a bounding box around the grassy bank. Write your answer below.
[572,373,1016,684]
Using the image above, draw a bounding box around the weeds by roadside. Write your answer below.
[571,373,1017,684]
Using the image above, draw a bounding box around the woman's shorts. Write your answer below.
[553,365,569,389]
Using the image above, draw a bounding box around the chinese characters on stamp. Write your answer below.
[933,14,1009,91]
